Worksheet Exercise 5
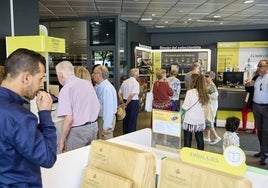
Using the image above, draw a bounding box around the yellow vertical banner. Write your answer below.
[152,51,161,81]
[217,48,239,72]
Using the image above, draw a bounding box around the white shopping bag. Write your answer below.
[145,92,153,112]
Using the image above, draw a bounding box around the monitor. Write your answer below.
[223,72,244,85]
[89,18,115,46]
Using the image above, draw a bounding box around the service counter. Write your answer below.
[218,86,247,110]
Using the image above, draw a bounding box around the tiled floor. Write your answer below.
[114,111,267,170]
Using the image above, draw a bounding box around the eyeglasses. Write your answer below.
[257,65,268,68]
[260,82,263,91]
[205,75,210,78]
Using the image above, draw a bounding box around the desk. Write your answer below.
[218,87,247,110]
[41,128,268,188]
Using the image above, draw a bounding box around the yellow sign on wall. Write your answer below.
[6,36,65,56]
[217,48,239,72]
[217,41,268,73]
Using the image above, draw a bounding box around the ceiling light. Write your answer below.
[152,14,155,16]
[189,13,207,15]
[164,21,168,24]
[197,19,215,23]
[213,15,221,18]
[155,25,165,28]
[244,0,254,4]
[141,17,152,21]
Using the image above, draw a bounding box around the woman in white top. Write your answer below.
[182,74,209,150]
[203,71,222,145]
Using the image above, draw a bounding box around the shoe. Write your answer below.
[209,137,221,145]
[260,156,267,165]
[254,152,261,158]
[203,137,211,142]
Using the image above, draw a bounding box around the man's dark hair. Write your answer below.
[4,48,46,79]
[225,116,240,132]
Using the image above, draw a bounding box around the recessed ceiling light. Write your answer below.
[244,0,254,4]
[164,21,168,24]
[152,14,155,16]
[155,25,165,28]
[141,17,152,21]
[213,15,221,18]
[189,13,207,15]
[188,18,192,21]
[197,19,215,23]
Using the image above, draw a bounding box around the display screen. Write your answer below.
[89,18,115,46]
[223,72,244,85]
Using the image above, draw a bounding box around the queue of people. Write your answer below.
[0,47,267,187]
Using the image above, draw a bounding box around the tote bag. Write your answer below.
[145,92,153,112]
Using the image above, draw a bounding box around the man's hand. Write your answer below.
[59,140,65,153]
[36,91,53,111]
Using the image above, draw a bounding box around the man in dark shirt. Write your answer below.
[0,48,57,187]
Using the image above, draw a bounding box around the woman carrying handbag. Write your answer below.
[181,74,209,150]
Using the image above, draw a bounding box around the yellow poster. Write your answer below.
[152,109,181,136]
[152,109,181,152]
[217,48,239,72]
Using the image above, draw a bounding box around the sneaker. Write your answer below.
[210,137,221,145]
[253,152,261,158]
[203,137,211,142]
[260,156,267,165]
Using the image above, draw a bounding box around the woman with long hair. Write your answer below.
[182,73,209,150]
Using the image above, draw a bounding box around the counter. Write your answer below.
[218,86,247,110]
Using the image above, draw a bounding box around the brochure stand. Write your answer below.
[151,109,181,153]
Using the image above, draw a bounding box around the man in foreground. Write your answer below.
[0,48,57,187]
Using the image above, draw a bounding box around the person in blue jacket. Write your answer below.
[0,48,57,187]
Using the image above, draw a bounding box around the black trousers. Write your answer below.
[252,103,268,158]
[123,100,139,134]
[184,130,204,150]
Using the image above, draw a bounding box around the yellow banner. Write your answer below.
[218,41,268,48]
[180,146,247,176]
[152,52,161,81]
[6,36,65,55]
[217,48,239,72]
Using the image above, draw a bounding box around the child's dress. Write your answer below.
[223,131,240,151]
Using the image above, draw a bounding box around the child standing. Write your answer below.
[222,117,240,151]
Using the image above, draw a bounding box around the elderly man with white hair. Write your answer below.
[56,61,100,153]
